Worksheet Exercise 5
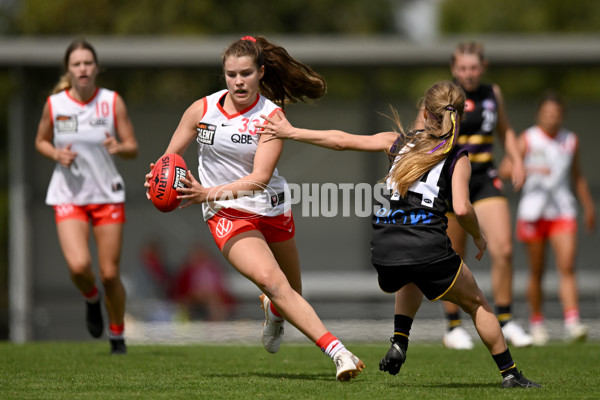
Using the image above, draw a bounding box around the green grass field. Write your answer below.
[1,341,598,399]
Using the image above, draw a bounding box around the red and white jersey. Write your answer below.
[195,90,289,220]
[45,88,126,205]
[517,125,578,221]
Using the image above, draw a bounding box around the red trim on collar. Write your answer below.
[216,92,260,119]
[65,87,100,106]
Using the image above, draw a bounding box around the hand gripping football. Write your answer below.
[149,153,188,212]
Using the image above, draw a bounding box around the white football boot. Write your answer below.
[502,321,533,348]
[259,294,284,354]
[442,326,474,350]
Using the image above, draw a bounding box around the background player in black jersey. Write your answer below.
[416,42,533,349]
[258,80,540,388]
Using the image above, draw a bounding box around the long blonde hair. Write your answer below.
[386,80,465,196]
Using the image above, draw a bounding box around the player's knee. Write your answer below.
[99,268,120,287]
[490,240,512,264]
[457,290,488,316]
[68,258,92,277]
[559,264,577,278]
[460,299,485,316]
[253,269,286,295]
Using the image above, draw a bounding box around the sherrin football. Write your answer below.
[149,153,188,212]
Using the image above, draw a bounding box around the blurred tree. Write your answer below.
[438,0,600,102]
[8,0,396,35]
[441,0,600,33]
[4,0,600,38]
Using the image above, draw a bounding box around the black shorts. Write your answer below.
[373,253,463,301]
[447,166,504,213]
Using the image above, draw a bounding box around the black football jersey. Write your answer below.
[457,83,498,175]
[370,145,467,266]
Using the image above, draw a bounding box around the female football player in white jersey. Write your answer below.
[35,39,138,354]
[501,91,595,345]
[144,36,364,381]
[258,80,540,388]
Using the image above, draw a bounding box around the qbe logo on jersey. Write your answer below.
[196,122,216,145]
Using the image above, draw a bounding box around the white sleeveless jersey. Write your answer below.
[517,126,578,221]
[195,90,289,220]
[45,88,126,205]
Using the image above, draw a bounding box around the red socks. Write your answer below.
[82,286,99,303]
[109,323,125,339]
[269,301,283,319]
[316,332,346,358]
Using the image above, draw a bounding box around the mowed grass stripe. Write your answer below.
[1,342,598,399]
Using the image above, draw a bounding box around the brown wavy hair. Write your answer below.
[386,81,466,197]
[222,36,326,108]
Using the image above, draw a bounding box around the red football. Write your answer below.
[149,153,188,212]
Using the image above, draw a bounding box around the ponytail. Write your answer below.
[223,35,326,108]
[385,81,465,196]
[52,73,71,94]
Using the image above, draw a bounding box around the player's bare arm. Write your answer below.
[258,110,397,152]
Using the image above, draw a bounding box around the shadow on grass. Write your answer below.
[422,382,501,389]
[221,371,333,381]
[383,381,501,389]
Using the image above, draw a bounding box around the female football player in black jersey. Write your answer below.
[426,42,533,350]
[258,80,540,388]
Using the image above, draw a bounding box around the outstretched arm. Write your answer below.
[258,110,397,152]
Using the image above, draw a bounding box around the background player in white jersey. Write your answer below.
[258,80,540,388]
[500,91,595,345]
[35,39,138,354]
[144,35,364,381]
[421,42,532,350]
